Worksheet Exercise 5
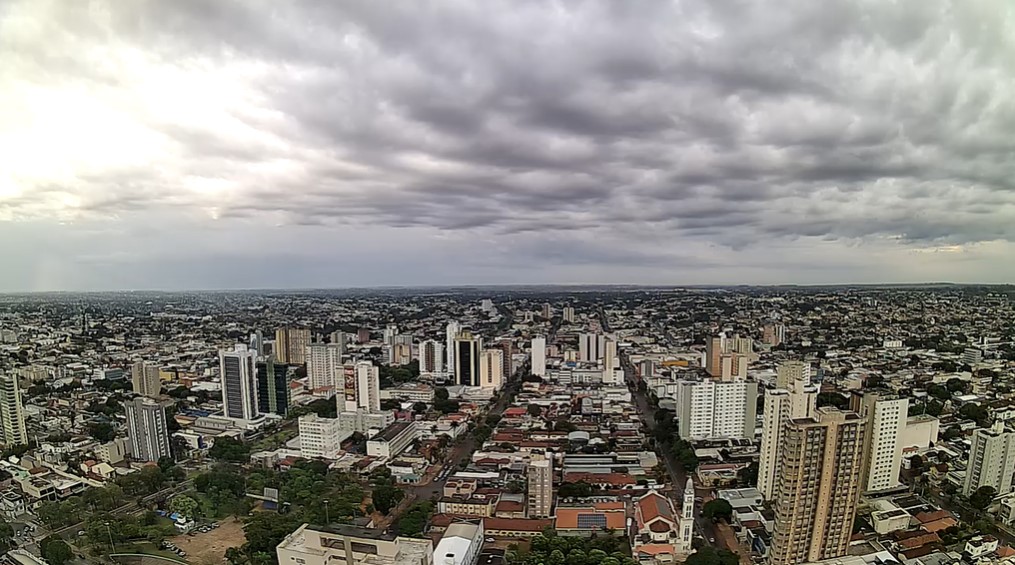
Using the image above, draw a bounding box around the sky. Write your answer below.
[2,0,1015,291]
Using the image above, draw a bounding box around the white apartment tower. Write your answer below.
[531,336,546,377]
[527,454,553,518]
[299,414,346,459]
[675,379,758,440]
[356,361,381,412]
[851,391,909,492]
[480,349,504,390]
[0,373,27,447]
[125,397,171,462]
[418,340,445,376]
[306,343,343,392]
[220,345,260,420]
[131,361,162,398]
[445,321,461,377]
[758,375,819,500]
[578,333,605,363]
[963,422,1015,496]
[562,307,576,323]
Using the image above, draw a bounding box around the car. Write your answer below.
[485,538,495,543]
[78,531,85,537]
[709,537,715,543]
[180,553,187,557]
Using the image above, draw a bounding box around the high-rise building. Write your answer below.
[125,397,171,462]
[499,340,513,378]
[562,307,575,323]
[360,365,380,412]
[328,331,347,354]
[220,345,259,420]
[770,408,867,565]
[446,321,461,377]
[131,361,162,398]
[674,379,758,440]
[276,327,311,365]
[850,391,908,492]
[776,360,811,389]
[454,331,482,387]
[0,373,27,447]
[531,336,546,377]
[763,323,786,347]
[390,335,413,365]
[383,324,399,349]
[541,303,552,319]
[256,357,292,416]
[357,328,371,344]
[963,422,1015,496]
[705,335,725,377]
[306,343,343,392]
[759,376,819,500]
[419,340,445,376]
[578,333,605,363]
[480,349,504,390]
[527,454,553,518]
[705,334,754,378]
[249,330,264,356]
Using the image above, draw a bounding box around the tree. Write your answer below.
[41,536,73,565]
[685,546,739,565]
[816,393,848,409]
[412,402,428,413]
[399,501,434,538]
[926,400,944,417]
[969,486,997,511]
[435,387,450,401]
[558,481,594,499]
[87,422,117,442]
[946,378,969,394]
[927,384,952,402]
[372,484,404,515]
[209,436,251,463]
[702,499,734,523]
[910,454,925,474]
[527,404,542,417]
[0,520,12,553]
[737,462,759,486]
[241,512,302,560]
[958,403,991,427]
[169,495,200,519]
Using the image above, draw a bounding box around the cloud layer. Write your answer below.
[2,0,1015,291]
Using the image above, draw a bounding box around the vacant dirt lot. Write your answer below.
[169,517,245,565]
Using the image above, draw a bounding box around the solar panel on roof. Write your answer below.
[577,513,607,529]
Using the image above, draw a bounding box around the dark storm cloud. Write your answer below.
[3,0,1015,290]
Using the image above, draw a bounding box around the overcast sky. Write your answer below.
[2,0,1014,291]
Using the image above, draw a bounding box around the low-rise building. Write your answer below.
[367,422,418,460]
[276,523,433,565]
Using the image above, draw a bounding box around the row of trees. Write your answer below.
[653,410,699,471]
[509,529,637,565]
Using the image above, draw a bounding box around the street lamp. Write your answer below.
[104,522,115,553]
[323,500,330,525]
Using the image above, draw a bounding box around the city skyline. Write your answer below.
[2,0,1015,291]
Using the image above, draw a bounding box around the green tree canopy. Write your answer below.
[703,499,734,523]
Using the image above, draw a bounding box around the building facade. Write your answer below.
[419,340,445,376]
[770,408,867,565]
[125,397,171,462]
[531,336,546,377]
[256,357,292,416]
[674,379,758,440]
[758,376,818,500]
[131,361,162,398]
[0,373,28,446]
[306,343,343,392]
[220,345,259,420]
[275,327,311,365]
[850,391,908,492]
[963,422,1015,496]
[276,523,433,565]
[527,454,553,518]
[479,349,504,390]
[299,414,348,459]
[454,332,482,387]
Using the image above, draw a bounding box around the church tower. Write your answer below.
[678,478,695,554]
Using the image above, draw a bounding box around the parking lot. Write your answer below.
[167,518,245,564]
